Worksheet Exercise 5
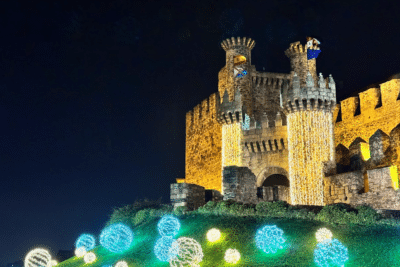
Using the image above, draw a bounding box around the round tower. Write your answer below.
[281,41,337,205]
[220,37,255,118]
[284,41,318,89]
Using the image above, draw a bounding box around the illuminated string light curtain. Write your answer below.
[169,237,204,267]
[157,215,180,237]
[75,234,96,251]
[24,248,52,267]
[287,110,333,205]
[255,225,286,254]
[314,238,349,267]
[222,122,242,194]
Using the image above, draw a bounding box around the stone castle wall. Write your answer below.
[184,92,222,192]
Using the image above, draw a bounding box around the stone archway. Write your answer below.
[256,166,289,187]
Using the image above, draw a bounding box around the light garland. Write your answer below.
[224,248,241,264]
[114,260,129,267]
[75,233,96,251]
[314,238,349,267]
[169,237,204,267]
[255,225,286,254]
[74,247,87,258]
[206,228,221,242]
[157,215,181,237]
[83,252,96,264]
[287,110,333,205]
[154,236,179,262]
[100,223,134,253]
[222,122,242,195]
[24,248,52,267]
[315,228,333,243]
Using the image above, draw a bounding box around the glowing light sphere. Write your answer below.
[169,237,203,267]
[206,228,221,242]
[255,225,286,254]
[157,215,181,237]
[154,236,179,262]
[315,228,333,243]
[24,248,52,267]
[74,247,87,257]
[314,238,349,267]
[46,260,58,267]
[100,223,134,253]
[114,261,129,267]
[83,252,96,264]
[75,233,96,251]
[224,248,241,264]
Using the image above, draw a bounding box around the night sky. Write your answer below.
[1,0,400,265]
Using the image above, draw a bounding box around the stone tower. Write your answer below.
[217,37,255,194]
[281,41,337,205]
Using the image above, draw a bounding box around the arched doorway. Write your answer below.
[257,167,290,202]
[262,174,290,187]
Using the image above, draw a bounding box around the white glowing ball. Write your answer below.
[24,248,52,267]
[75,247,87,257]
[315,227,333,243]
[46,260,58,267]
[169,237,203,267]
[206,228,221,243]
[224,248,241,264]
[114,261,129,267]
[83,252,96,263]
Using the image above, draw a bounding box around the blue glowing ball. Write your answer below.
[154,236,179,262]
[75,233,96,251]
[255,225,286,254]
[314,238,349,267]
[157,215,180,237]
[100,223,134,253]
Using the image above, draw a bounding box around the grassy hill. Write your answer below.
[55,199,400,267]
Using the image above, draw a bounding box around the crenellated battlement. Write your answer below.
[221,37,256,51]
[243,128,288,154]
[216,88,246,124]
[336,78,400,122]
[186,92,219,131]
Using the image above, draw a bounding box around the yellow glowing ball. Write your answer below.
[115,261,129,267]
[46,260,58,267]
[75,247,87,257]
[224,248,241,264]
[315,227,333,243]
[24,248,52,267]
[83,252,96,263]
[206,228,221,242]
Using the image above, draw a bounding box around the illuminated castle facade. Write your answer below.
[170,37,400,210]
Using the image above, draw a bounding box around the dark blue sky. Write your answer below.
[1,0,400,265]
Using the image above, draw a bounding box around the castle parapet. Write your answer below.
[216,88,246,124]
[186,92,219,131]
[281,72,337,114]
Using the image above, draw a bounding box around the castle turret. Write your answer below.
[281,40,337,205]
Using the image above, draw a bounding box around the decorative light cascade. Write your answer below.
[75,233,96,251]
[114,261,129,267]
[157,215,180,237]
[24,248,52,267]
[255,225,286,254]
[206,228,221,242]
[83,252,96,264]
[100,223,134,253]
[287,110,333,205]
[224,248,241,264]
[154,236,179,262]
[314,238,349,267]
[315,228,333,243]
[74,247,87,258]
[221,122,242,194]
[169,237,204,267]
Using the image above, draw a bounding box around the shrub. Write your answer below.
[214,200,236,215]
[256,201,289,217]
[173,206,188,216]
[132,209,151,226]
[355,205,382,224]
[229,202,246,216]
[197,201,217,214]
[316,204,356,225]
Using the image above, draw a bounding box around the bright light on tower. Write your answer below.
[206,228,221,242]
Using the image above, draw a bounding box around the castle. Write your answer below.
[170,37,400,211]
